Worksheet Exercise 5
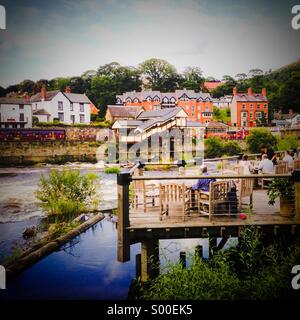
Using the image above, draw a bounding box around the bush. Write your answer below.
[35,169,98,218]
[223,141,242,156]
[104,166,120,174]
[246,128,277,153]
[140,226,300,300]
[205,137,224,158]
[277,134,300,151]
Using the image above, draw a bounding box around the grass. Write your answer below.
[104,166,120,174]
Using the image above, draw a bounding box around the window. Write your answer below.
[20,124,25,128]
[250,104,253,109]
[153,96,160,102]
[79,103,84,112]
[250,112,253,119]
[126,98,132,103]
[70,103,73,111]
[162,97,169,104]
[170,97,176,104]
[133,98,139,103]
[257,104,260,109]
[146,96,152,102]
[58,101,63,110]
[191,106,195,116]
[70,115,75,123]
[80,114,85,123]
[242,121,247,127]
[58,112,64,122]
[264,104,267,109]
[242,112,247,118]
[242,104,246,109]
[19,113,24,122]
[256,112,262,119]
[19,104,24,110]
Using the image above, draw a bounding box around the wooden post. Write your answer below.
[117,171,131,262]
[180,251,186,268]
[195,245,203,258]
[293,169,300,223]
[141,239,159,282]
[136,253,141,279]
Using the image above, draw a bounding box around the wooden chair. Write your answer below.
[159,183,190,222]
[237,178,254,211]
[198,181,231,221]
[294,159,300,170]
[275,161,288,174]
[131,179,159,212]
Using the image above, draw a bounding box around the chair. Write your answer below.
[159,183,190,222]
[237,178,254,211]
[131,178,159,212]
[294,159,300,170]
[275,161,288,174]
[198,181,231,221]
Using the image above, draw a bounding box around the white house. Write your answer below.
[212,95,232,109]
[30,85,92,124]
[0,97,32,128]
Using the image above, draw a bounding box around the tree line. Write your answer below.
[1,58,299,118]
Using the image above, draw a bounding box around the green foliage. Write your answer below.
[246,128,278,153]
[213,107,231,123]
[267,178,294,205]
[140,226,300,300]
[35,169,98,217]
[205,137,242,158]
[222,141,242,156]
[32,116,39,126]
[104,166,120,174]
[277,134,300,151]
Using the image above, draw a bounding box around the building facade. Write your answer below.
[230,87,268,127]
[116,89,213,125]
[0,97,32,128]
[212,95,232,109]
[30,85,92,124]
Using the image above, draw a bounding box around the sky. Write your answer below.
[0,0,299,87]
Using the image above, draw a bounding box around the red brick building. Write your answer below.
[230,87,268,127]
[116,90,213,124]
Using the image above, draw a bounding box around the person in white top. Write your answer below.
[282,150,294,170]
[258,154,274,173]
[239,155,253,174]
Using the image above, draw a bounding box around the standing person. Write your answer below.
[260,144,277,165]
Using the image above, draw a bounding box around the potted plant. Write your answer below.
[267,178,295,217]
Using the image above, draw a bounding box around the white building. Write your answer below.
[30,85,92,124]
[212,95,232,109]
[0,97,32,128]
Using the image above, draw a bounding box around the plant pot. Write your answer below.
[279,197,294,217]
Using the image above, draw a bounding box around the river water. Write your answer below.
[0,162,235,299]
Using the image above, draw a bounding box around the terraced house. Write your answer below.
[116,89,213,125]
[230,87,268,127]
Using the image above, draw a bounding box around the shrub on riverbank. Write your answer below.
[205,137,242,158]
[35,169,98,218]
[139,226,300,300]
[104,166,120,174]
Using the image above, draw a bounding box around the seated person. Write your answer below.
[192,165,216,192]
[283,150,294,170]
[258,154,274,173]
[260,144,277,165]
[239,154,254,174]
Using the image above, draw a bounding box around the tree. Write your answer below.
[205,137,224,158]
[246,128,278,153]
[19,80,35,94]
[5,84,19,95]
[248,69,263,78]
[222,75,236,86]
[0,86,5,97]
[235,73,247,81]
[138,58,179,91]
[223,141,242,156]
[49,77,70,92]
[181,66,204,90]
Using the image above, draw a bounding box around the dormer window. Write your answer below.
[153,96,160,102]
[126,98,132,103]
[146,96,152,102]
[162,97,169,104]
[170,97,176,104]
[133,98,139,103]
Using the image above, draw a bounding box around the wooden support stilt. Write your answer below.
[180,251,186,268]
[135,254,141,279]
[141,239,159,282]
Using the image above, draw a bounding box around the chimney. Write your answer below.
[247,87,253,96]
[233,87,237,96]
[41,84,46,101]
[262,88,267,96]
[65,85,71,93]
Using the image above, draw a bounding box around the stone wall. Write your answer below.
[0,141,104,165]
